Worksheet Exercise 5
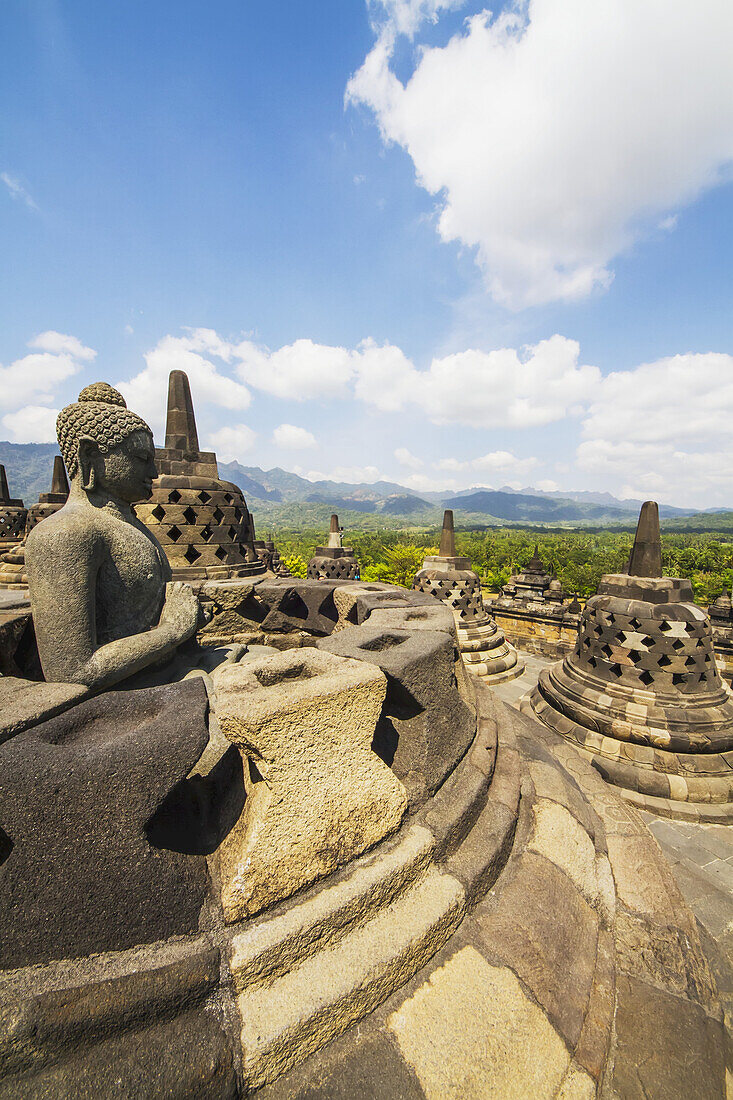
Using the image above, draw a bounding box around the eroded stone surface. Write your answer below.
[388,946,572,1100]
[319,622,475,804]
[0,678,211,967]
[215,648,407,920]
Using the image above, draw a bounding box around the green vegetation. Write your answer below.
[257,515,733,604]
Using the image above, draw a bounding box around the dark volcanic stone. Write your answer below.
[474,851,599,1049]
[0,1006,237,1100]
[318,623,475,804]
[0,678,212,968]
[259,1027,424,1100]
[613,973,725,1099]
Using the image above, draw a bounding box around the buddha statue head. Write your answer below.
[56,382,156,505]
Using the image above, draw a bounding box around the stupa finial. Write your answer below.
[165,370,200,452]
[0,465,9,504]
[327,514,342,549]
[628,501,662,578]
[51,455,69,497]
[439,509,456,557]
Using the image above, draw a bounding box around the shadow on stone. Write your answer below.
[145,744,246,856]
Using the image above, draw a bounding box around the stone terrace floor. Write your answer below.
[490,649,733,1048]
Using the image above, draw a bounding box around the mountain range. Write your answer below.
[0,442,725,526]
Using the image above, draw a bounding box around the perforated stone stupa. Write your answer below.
[25,455,69,533]
[527,501,733,822]
[135,370,264,580]
[0,457,68,589]
[413,510,524,683]
[501,545,565,606]
[307,513,359,580]
[0,465,26,553]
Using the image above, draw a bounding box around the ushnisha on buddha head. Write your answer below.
[56,382,157,505]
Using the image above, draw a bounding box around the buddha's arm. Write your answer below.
[27,528,195,689]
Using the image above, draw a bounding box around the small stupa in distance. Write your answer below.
[307,514,359,581]
[413,509,524,683]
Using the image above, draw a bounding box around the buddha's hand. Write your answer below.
[160,581,201,641]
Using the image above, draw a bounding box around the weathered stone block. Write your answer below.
[214,648,407,921]
[318,623,475,804]
[0,679,211,968]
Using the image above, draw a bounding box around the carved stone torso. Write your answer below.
[94,509,171,645]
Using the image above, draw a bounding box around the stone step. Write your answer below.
[236,867,466,1092]
[229,824,437,992]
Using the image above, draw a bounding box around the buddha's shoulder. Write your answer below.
[26,502,111,554]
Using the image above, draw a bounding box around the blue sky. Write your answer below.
[2,0,733,507]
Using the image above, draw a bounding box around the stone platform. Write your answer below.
[0,580,727,1098]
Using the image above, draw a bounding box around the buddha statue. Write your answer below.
[26,383,205,690]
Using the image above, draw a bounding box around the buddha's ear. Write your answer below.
[78,436,99,493]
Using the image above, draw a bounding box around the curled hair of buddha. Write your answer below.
[56,383,153,480]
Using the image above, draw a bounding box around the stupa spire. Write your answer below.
[0,465,9,504]
[438,509,456,557]
[327,514,342,549]
[628,501,662,578]
[164,370,200,452]
[50,455,69,497]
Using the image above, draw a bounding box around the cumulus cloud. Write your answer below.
[121,329,252,440]
[367,0,466,39]
[208,424,257,463]
[418,336,598,428]
[0,331,96,412]
[272,423,317,449]
[236,339,355,402]
[348,0,733,307]
[303,465,382,484]
[30,331,96,360]
[576,352,733,507]
[394,446,423,469]
[437,449,538,480]
[121,329,593,433]
[1,405,59,443]
[1,172,37,211]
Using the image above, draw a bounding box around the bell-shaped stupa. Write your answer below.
[527,501,733,822]
[413,510,524,683]
[307,514,359,581]
[0,465,27,553]
[0,457,69,589]
[135,370,264,581]
[25,455,69,532]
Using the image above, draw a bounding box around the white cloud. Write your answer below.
[1,405,58,443]
[30,331,96,361]
[352,339,417,411]
[208,424,257,464]
[304,465,382,484]
[420,336,598,428]
[534,479,560,493]
[394,446,423,469]
[348,0,733,307]
[121,329,252,439]
[0,331,96,412]
[576,352,733,507]
[120,329,594,433]
[1,172,37,211]
[402,471,458,493]
[367,0,466,39]
[437,449,538,480]
[272,423,317,449]
[236,338,355,401]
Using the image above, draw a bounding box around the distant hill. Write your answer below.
[2,443,726,524]
[0,442,59,504]
[379,494,432,515]
[442,489,631,523]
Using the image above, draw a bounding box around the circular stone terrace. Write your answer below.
[0,578,726,1099]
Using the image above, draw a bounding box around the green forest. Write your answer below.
[269,524,733,604]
